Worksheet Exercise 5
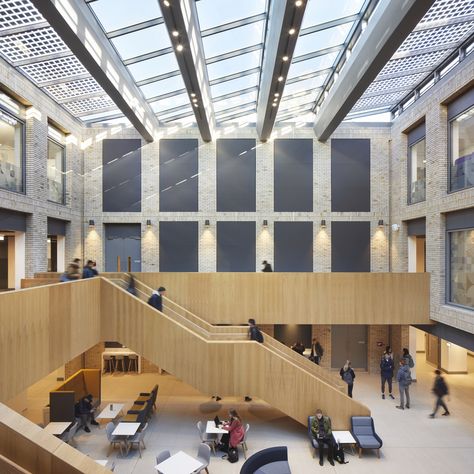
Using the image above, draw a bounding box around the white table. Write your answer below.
[96,403,124,421]
[95,460,108,466]
[44,422,71,436]
[102,348,142,373]
[155,451,203,474]
[206,420,227,434]
[112,422,141,437]
[332,430,356,455]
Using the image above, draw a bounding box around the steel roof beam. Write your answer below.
[256,0,308,141]
[31,0,159,142]
[0,21,49,37]
[159,0,215,141]
[313,0,435,141]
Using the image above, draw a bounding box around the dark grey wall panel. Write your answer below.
[159,221,198,272]
[274,222,313,272]
[103,139,142,212]
[47,217,67,236]
[274,139,313,212]
[407,217,426,236]
[217,139,256,212]
[217,221,256,272]
[331,138,370,212]
[274,324,312,348]
[447,87,474,120]
[104,224,141,272]
[160,139,198,212]
[0,208,27,231]
[331,221,370,272]
[407,122,426,145]
[446,207,474,231]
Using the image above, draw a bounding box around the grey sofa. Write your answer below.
[351,416,383,458]
[240,446,291,474]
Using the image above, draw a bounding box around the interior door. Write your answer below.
[105,224,141,272]
[331,325,368,370]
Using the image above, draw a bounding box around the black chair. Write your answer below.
[351,416,383,458]
[240,446,291,474]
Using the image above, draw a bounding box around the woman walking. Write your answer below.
[340,360,356,398]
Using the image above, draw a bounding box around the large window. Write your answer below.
[449,228,474,310]
[450,105,474,192]
[0,108,24,193]
[408,137,426,204]
[47,134,65,204]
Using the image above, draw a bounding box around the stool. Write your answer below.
[128,354,138,372]
[103,355,114,374]
[114,355,125,372]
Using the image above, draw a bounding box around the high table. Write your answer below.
[155,451,203,474]
[102,348,142,373]
[44,422,71,436]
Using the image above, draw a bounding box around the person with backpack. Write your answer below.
[402,348,415,368]
[248,318,264,343]
[430,370,450,418]
[340,360,355,398]
[396,359,412,410]
[82,260,96,279]
[218,409,245,462]
[311,408,334,466]
[148,286,166,312]
[380,352,395,399]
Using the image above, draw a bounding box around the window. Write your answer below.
[449,105,474,192]
[47,133,65,204]
[408,138,426,204]
[0,108,24,193]
[449,228,474,310]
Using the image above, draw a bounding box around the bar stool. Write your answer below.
[114,355,125,372]
[103,355,114,374]
[128,354,138,373]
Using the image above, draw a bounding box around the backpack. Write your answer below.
[404,370,412,385]
[255,328,264,343]
[334,444,348,464]
[227,447,239,463]
[342,370,353,384]
[316,342,324,356]
[407,355,415,368]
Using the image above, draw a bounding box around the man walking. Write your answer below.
[429,370,450,418]
[310,338,324,365]
[396,359,412,410]
[148,286,166,312]
[380,352,395,399]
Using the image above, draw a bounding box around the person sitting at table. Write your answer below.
[74,394,98,433]
[311,408,334,466]
[217,409,245,452]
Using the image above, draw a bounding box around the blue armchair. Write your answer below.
[351,416,383,458]
[307,416,318,457]
[240,446,291,474]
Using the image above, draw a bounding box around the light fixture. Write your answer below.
[88,219,95,228]
[172,30,179,37]
[204,219,210,228]
[192,98,198,103]
[378,219,384,227]
[320,219,326,228]
[190,92,196,97]
[295,0,303,6]
[391,223,400,232]
[289,28,296,35]
[47,238,51,244]
[278,76,284,82]
[282,55,289,61]
[272,103,277,107]
[0,235,4,241]
[163,0,170,6]
[274,92,279,97]
[176,44,184,52]
[146,219,152,227]
[193,103,199,108]
[263,220,268,228]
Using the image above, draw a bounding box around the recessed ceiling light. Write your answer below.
[289,28,296,35]
[176,44,184,52]
[192,98,198,103]
[278,76,284,82]
[282,55,289,61]
[190,93,196,97]
[274,93,279,97]
[295,1,303,6]
[163,0,170,6]
[272,103,277,107]
[172,31,179,37]
[193,103,199,107]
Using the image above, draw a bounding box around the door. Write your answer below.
[105,224,141,272]
[331,325,368,370]
[0,237,7,289]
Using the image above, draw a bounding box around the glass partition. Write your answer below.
[0,108,24,193]
[408,138,426,204]
[47,138,65,204]
[450,106,474,192]
[449,228,474,310]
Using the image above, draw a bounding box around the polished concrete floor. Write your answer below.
[9,354,474,473]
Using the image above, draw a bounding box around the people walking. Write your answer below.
[60,259,81,281]
[261,260,273,272]
[380,352,395,399]
[148,286,166,312]
[402,347,415,368]
[340,360,355,398]
[396,359,412,409]
[248,318,264,343]
[291,341,305,355]
[430,370,450,418]
[310,338,324,365]
[311,408,334,466]
[82,260,96,279]
[126,273,137,296]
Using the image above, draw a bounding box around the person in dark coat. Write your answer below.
[261,260,273,272]
[310,338,324,365]
[82,260,96,279]
[380,352,395,399]
[148,286,166,311]
[430,369,450,418]
[311,408,334,466]
[75,394,98,432]
[340,360,356,398]
[291,341,305,355]
[396,359,412,410]
[126,273,137,296]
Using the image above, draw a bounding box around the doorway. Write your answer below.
[331,325,368,370]
[105,224,141,272]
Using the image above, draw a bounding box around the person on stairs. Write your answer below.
[148,286,166,312]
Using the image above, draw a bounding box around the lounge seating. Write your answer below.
[135,385,159,411]
[122,397,154,424]
[240,446,291,474]
[307,416,318,457]
[351,416,383,458]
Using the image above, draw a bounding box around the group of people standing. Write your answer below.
[60,258,99,282]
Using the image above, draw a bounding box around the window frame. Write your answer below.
[47,135,66,205]
[407,135,426,205]
[0,104,26,195]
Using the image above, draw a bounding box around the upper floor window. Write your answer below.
[47,127,65,204]
[0,104,24,194]
[449,89,474,192]
[406,122,426,205]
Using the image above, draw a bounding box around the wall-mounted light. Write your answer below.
[277,76,284,82]
[204,219,210,228]
[295,0,303,6]
[263,220,268,228]
[172,30,179,37]
[88,219,95,228]
[320,219,326,228]
[282,55,289,61]
[289,28,296,35]
[146,219,152,228]
[378,219,384,227]
[391,223,400,232]
[47,238,51,244]
[0,235,4,241]
[176,44,184,52]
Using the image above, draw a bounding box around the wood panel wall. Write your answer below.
[0,279,101,402]
[131,272,431,325]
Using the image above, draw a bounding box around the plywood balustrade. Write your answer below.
[101,279,369,428]
[0,279,101,402]
[0,404,110,474]
[131,272,431,325]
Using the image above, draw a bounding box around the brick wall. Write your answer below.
[65,354,84,379]
[368,325,389,374]
[311,325,331,369]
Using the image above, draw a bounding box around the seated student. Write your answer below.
[311,408,334,466]
[74,394,98,433]
[218,409,245,451]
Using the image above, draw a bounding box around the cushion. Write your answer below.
[356,435,381,449]
[354,426,373,435]
[254,461,291,474]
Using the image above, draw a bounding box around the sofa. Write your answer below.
[240,446,291,474]
[351,416,383,458]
